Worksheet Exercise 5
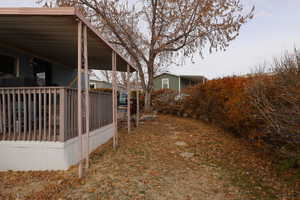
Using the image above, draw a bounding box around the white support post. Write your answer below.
[127,65,131,133]
[83,25,90,169]
[77,20,83,178]
[112,51,118,149]
[136,71,140,127]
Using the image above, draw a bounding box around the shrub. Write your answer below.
[152,89,181,114]
[152,50,300,150]
[91,88,112,93]
[246,51,300,149]
[182,77,257,134]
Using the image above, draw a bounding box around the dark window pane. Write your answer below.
[0,54,15,75]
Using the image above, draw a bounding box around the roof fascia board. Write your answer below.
[0,7,76,16]
[154,73,179,79]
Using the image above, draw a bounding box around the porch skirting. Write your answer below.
[0,124,114,171]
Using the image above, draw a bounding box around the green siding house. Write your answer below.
[154,73,206,93]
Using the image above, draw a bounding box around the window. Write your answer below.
[90,83,96,89]
[162,78,169,89]
[0,54,16,77]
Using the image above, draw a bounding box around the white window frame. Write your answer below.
[162,78,169,89]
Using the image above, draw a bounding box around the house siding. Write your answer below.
[0,46,77,87]
[154,73,205,92]
[51,63,77,87]
[181,78,192,89]
[0,46,32,79]
[90,80,112,89]
[154,74,179,91]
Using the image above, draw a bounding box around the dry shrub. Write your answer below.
[152,50,300,150]
[182,77,257,134]
[152,89,181,114]
[91,88,112,93]
[247,51,300,149]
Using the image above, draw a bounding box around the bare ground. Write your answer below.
[0,115,298,200]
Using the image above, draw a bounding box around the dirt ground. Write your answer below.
[0,115,298,200]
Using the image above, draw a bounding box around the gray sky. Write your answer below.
[1,0,300,79]
[171,0,300,78]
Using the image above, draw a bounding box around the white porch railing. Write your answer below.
[0,87,112,142]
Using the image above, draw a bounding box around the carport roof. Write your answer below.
[0,7,136,72]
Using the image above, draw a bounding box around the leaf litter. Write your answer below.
[0,114,298,200]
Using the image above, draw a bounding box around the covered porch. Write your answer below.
[0,7,136,172]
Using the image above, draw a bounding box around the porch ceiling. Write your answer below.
[0,7,136,72]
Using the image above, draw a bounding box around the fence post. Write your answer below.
[59,88,67,142]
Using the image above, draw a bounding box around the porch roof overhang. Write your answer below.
[180,75,206,82]
[0,7,136,72]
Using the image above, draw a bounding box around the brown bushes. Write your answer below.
[246,52,300,148]
[153,50,300,150]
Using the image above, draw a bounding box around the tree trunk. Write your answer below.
[144,90,152,113]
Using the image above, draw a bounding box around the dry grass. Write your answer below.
[0,115,298,200]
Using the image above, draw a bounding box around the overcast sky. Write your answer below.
[1,0,300,79]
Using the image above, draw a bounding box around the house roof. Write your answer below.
[154,73,206,82]
[89,71,102,81]
[0,7,136,72]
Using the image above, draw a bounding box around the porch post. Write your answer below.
[83,25,90,169]
[77,20,84,178]
[136,71,140,127]
[127,65,131,133]
[112,51,118,149]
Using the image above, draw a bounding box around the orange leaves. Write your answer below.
[153,76,258,136]
[183,77,254,127]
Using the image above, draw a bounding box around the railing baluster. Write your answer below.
[23,89,27,140]
[74,90,77,138]
[38,89,42,141]
[7,90,11,140]
[43,89,47,141]
[54,89,57,141]
[0,91,2,137]
[48,89,52,141]
[28,89,32,140]
[1,90,5,140]
[12,90,16,140]
[73,90,76,138]
[17,89,21,140]
[33,89,37,140]
[74,90,77,137]
[69,90,72,139]
[91,93,93,129]
[2,90,6,139]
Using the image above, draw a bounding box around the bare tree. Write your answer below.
[100,70,112,83]
[38,0,254,111]
[36,0,74,7]
[98,70,135,89]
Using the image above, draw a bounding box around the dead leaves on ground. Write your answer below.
[0,115,299,200]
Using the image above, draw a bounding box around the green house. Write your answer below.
[154,73,206,93]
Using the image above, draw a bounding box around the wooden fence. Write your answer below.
[0,87,112,142]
